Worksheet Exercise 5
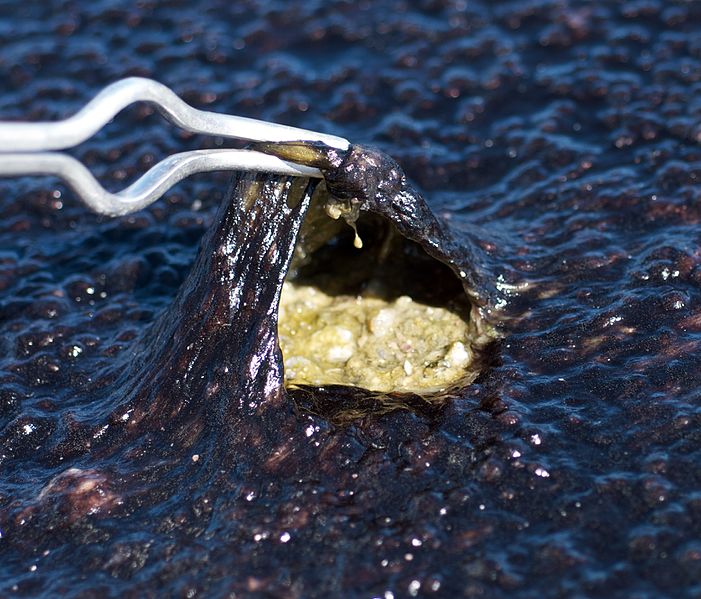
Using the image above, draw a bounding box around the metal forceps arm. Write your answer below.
[0,77,350,216]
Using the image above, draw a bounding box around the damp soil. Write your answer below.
[2,1,701,598]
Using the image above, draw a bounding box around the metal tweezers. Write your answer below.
[0,77,349,216]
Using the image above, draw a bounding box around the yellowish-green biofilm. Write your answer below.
[276,187,489,395]
[279,282,478,393]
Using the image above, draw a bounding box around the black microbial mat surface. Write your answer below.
[1,1,701,597]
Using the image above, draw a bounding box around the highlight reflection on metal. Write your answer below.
[0,77,349,216]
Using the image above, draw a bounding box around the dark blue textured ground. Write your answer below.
[1,1,701,597]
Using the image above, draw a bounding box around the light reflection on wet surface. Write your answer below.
[0,1,701,597]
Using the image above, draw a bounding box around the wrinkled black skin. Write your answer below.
[11,174,321,470]
[106,145,487,448]
[1,151,499,597]
[108,174,318,453]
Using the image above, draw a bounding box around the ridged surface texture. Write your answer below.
[0,1,700,597]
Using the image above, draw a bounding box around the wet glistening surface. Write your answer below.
[0,1,701,597]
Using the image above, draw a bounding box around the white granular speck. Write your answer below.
[280,532,291,543]
[369,308,396,336]
[535,468,550,478]
[409,580,421,596]
[530,434,542,445]
[327,344,354,362]
[411,538,422,547]
[445,341,469,367]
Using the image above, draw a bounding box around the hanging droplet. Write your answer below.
[352,226,363,249]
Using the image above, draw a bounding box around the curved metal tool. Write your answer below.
[0,77,349,216]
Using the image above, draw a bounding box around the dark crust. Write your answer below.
[321,143,499,309]
[2,3,701,595]
[101,174,319,455]
[109,147,494,434]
